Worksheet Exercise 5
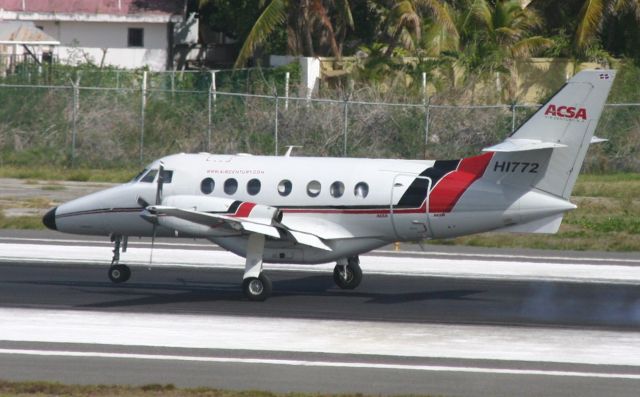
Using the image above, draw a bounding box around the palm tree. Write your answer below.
[452,0,552,99]
[574,0,638,49]
[381,0,458,57]
[233,0,354,68]
[530,0,640,58]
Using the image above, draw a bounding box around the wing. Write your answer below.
[146,201,332,251]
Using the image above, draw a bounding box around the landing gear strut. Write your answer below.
[333,256,362,289]
[242,233,272,301]
[108,234,131,283]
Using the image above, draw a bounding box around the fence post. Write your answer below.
[71,75,80,167]
[171,70,175,97]
[511,103,516,133]
[422,72,429,159]
[207,71,215,152]
[274,92,279,155]
[139,70,147,166]
[424,98,431,160]
[343,97,349,157]
[284,71,290,111]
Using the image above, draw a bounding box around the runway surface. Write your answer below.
[0,230,639,396]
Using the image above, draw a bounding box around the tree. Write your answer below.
[233,0,354,68]
[449,0,552,99]
[530,0,640,60]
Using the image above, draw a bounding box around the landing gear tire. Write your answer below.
[333,257,362,290]
[242,273,272,301]
[108,264,131,284]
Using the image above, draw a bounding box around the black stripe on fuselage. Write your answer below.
[56,207,141,219]
[396,159,460,207]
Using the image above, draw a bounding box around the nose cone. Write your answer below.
[42,207,57,230]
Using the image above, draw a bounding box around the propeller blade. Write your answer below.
[155,162,165,205]
[137,196,150,208]
[149,223,157,267]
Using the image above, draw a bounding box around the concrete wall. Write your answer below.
[38,20,169,70]
[270,55,320,98]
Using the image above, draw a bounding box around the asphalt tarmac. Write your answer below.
[0,231,639,396]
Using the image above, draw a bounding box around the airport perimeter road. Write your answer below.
[0,231,639,397]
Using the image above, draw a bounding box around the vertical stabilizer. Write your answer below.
[482,70,615,199]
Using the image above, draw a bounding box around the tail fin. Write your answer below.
[482,69,615,199]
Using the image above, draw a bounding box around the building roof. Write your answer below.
[0,20,59,44]
[0,0,185,22]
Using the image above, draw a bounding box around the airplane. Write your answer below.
[42,69,616,301]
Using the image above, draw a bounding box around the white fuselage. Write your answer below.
[50,152,574,264]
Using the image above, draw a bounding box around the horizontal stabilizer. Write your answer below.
[496,214,564,234]
[591,136,608,144]
[482,138,567,153]
[288,230,332,251]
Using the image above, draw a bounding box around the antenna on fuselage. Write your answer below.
[284,145,302,157]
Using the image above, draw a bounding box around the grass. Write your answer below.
[0,380,422,397]
[0,166,135,183]
[0,211,44,230]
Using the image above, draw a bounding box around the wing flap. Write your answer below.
[241,222,281,239]
[288,230,332,251]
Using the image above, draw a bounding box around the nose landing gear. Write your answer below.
[108,235,131,283]
[333,256,362,289]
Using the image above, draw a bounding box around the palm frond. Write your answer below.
[510,36,554,58]
[234,0,288,68]
[335,0,355,29]
[470,0,493,33]
[575,0,605,50]
[418,0,459,40]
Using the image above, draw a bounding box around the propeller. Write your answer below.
[149,162,165,267]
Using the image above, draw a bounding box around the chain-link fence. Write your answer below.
[1,79,639,172]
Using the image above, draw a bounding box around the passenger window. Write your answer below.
[224,178,238,195]
[278,180,292,196]
[354,182,369,198]
[201,178,215,194]
[330,181,345,198]
[247,178,261,195]
[140,169,158,183]
[307,180,321,197]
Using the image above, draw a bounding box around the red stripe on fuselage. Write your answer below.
[282,201,427,215]
[428,152,494,213]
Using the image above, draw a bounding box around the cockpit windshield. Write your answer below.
[140,169,158,183]
[131,168,148,182]
[134,168,173,184]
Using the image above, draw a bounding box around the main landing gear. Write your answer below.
[242,233,272,301]
[333,256,362,290]
[108,235,131,284]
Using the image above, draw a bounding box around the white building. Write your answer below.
[0,0,196,71]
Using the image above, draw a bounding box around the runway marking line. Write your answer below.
[1,348,639,380]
